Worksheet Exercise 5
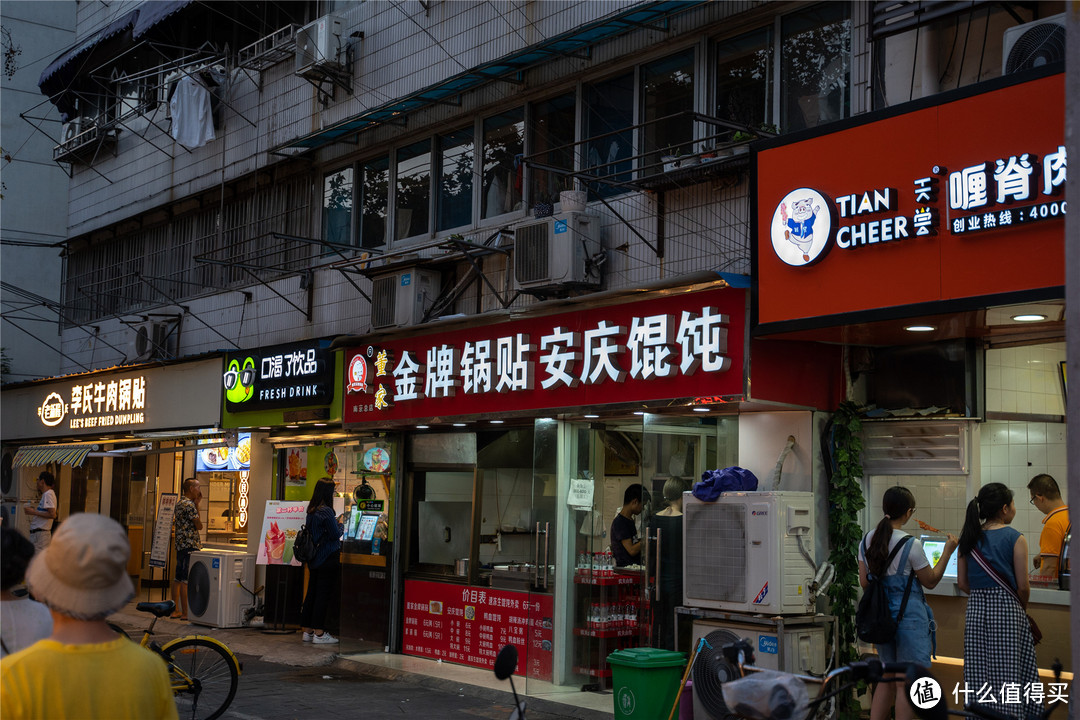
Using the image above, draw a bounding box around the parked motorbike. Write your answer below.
[494,644,527,720]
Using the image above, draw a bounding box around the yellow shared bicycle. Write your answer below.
[112,600,242,720]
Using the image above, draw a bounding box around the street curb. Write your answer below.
[332,656,615,720]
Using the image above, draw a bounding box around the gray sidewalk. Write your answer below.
[108,601,614,720]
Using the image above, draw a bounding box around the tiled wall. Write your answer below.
[866,419,1068,568]
[979,419,1069,550]
[867,475,968,539]
[986,342,1066,416]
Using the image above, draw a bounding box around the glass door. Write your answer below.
[522,419,560,695]
[640,414,737,652]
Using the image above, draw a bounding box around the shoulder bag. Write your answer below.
[968,546,1042,645]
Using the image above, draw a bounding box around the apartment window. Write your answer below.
[715,27,774,136]
[780,3,850,132]
[529,93,576,206]
[360,157,388,250]
[642,49,695,173]
[322,167,354,246]
[437,129,474,231]
[584,72,634,200]
[481,108,524,219]
[396,140,431,240]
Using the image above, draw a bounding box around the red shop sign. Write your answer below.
[344,287,745,423]
[756,73,1065,327]
[402,579,554,681]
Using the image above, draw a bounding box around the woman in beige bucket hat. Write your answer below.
[1,513,178,719]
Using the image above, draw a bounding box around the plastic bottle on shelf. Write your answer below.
[577,551,586,574]
[605,550,614,577]
[590,603,599,629]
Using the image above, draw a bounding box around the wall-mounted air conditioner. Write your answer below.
[53,117,100,162]
[295,14,344,78]
[683,491,816,615]
[513,212,601,293]
[1002,13,1065,74]
[62,117,94,143]
[370,268,440,329]
[130,320,176,362]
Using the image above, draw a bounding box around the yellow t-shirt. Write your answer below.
[1,636,178,720]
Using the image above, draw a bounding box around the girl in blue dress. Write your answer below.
[957,483,1039,720]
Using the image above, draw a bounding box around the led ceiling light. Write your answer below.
[693,407,710,412]
[904,325,936,332]
[1011,314,1047,322]
[416,425,429,429]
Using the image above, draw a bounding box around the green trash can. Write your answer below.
[607,647,688,719]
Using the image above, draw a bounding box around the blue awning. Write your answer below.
[38,10,138,89]
[133,0,193,39]
[273,0,707,154]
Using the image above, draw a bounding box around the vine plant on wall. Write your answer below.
[824,401,866,719]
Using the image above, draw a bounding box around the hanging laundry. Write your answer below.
[169,74,215,149]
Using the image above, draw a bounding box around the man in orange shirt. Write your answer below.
[1027,473,1069,581]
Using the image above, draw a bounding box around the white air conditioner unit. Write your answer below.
[691,619,827,720]
[187,550,256,629]
[513,212,602,292]
[295,14,344,78]
[1002,13,1066,74]
[683,491,816,614]
[370,268,440,329]
[131,320,176,362]
[62,116,95,144]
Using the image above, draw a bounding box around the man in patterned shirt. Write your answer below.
[171,478,202,620]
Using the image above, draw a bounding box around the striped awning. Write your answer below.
[12,445,93,468]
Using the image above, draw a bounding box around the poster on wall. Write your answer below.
[285,447,307,486]
[149,493,178,568]
[255,500,306,566]
[402,579,554,681]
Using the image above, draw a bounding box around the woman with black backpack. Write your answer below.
[858,486,957,720]
[300,477,344,645]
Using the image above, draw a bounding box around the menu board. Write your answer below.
[403,579,554,681]
[149,493,178,568]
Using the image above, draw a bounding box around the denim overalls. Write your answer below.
[877,537,936,663]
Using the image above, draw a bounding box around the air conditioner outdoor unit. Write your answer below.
[370,268,440,329]
[131,320,176,362]
[513,212,601,292]
[62,117,94,143]
[690,619,827,720]
[295,14,344,78]
[1002,13,1066,74]
[683,491,816,615]
[187,550,256,629]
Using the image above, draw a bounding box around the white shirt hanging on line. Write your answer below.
[169,75,215,149]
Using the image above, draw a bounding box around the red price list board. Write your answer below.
[402,579,554,681]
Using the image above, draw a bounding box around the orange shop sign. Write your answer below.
[756,73,1065,328]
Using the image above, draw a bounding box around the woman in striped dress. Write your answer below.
[957,483,1040,720]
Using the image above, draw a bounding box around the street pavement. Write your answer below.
[108,602,613,720]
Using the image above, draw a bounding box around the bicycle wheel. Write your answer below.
[162,637,240,720]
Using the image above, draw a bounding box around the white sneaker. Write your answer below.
[302,632,313,642]
[312,632,339,645]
